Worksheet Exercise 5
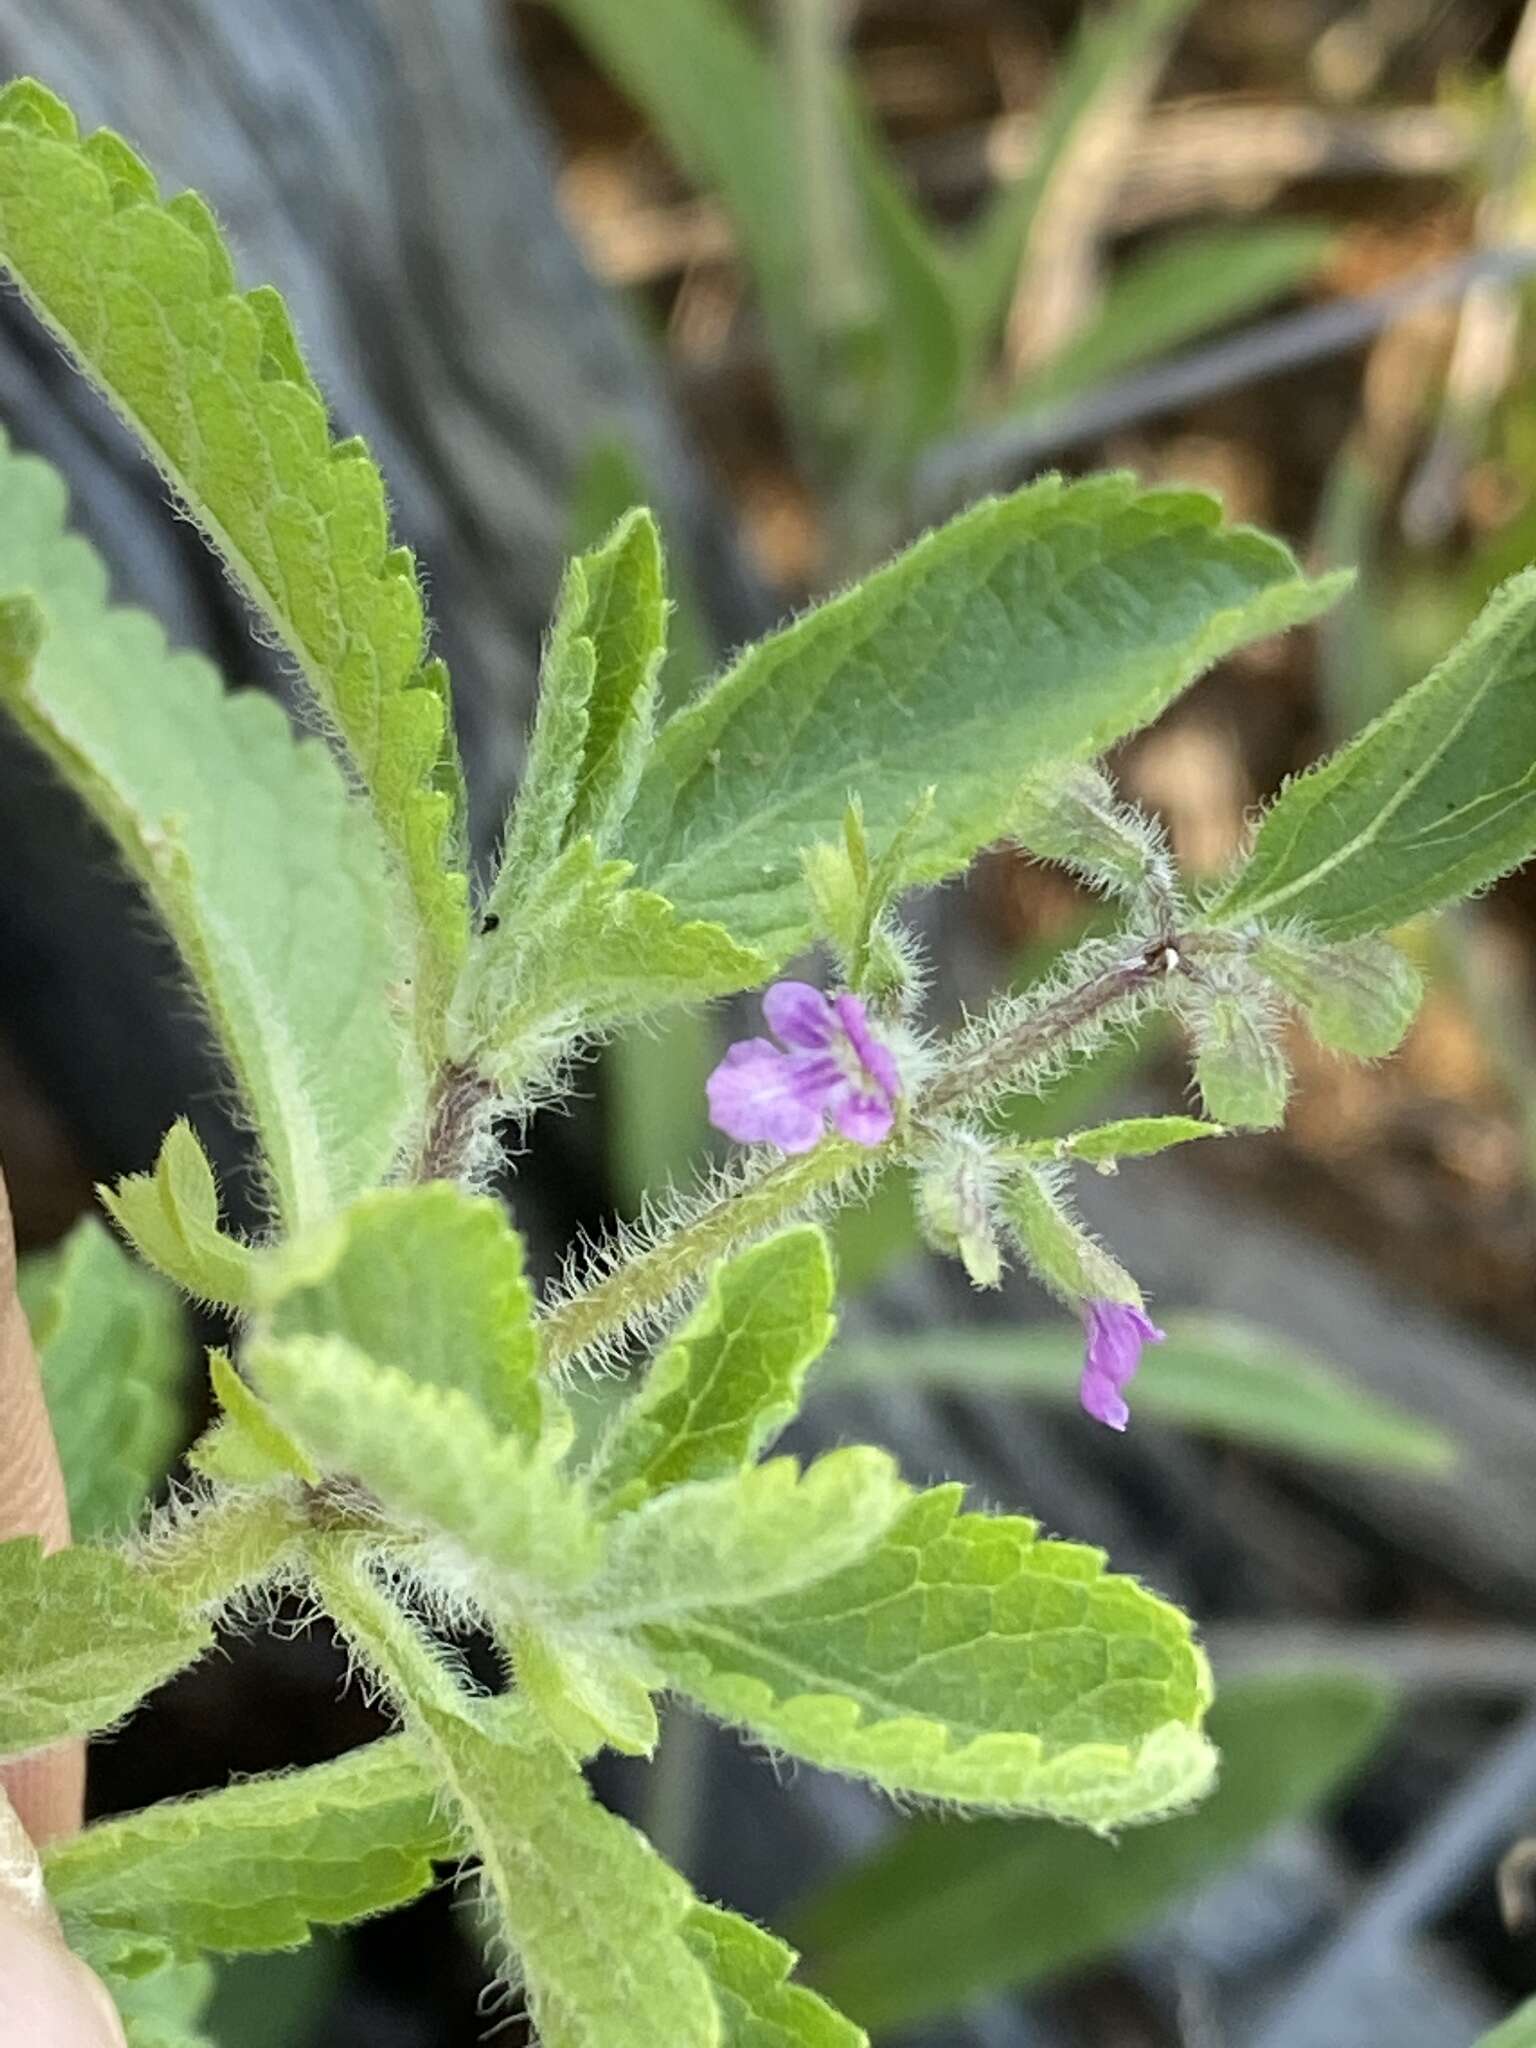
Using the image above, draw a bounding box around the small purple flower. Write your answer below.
[1080,1299,1165,1432]
[707,981,901,1155]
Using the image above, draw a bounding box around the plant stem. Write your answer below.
[144,1490,310,1614]
[539,938,1179,1369]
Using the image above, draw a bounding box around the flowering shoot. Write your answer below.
[707,981,901,1154]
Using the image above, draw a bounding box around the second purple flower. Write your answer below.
[707,981,901,1155]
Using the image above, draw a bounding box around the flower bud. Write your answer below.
[1001,1164,1139,1305]
[916,1133,1003,1288]
[1187,987,1289,1129]
[1254,929,1422,1058]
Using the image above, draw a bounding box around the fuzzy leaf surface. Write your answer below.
[0,431,413,1229]
[248,1336,597,1595]
[621,475,1343,962]
[45,1735,453,1954]
[1210,568,1536,936]
[645,1485,1214,1827]
[266,1185,543,1443]
[100,1121,257,1309]
[589,1227,838,1509]
[683,1905,866,2048]
[420,1700,722,2048]
[0,80,468,1036]
[0,1539,211,1757]
[19,1216,186,1537]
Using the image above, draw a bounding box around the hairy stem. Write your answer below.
[143,1490,310,1614]
[539,938,1180,1369]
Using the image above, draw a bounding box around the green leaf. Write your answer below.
[100,1121,257,1309]
[791,1674,1392,2031]
[264,1184,544,1445]
[0,1538,211,1757]
[683,1905,866,2048]
[589,1227,838,1509]
[0,587,43,683]
[247,1336,598,1596]
[451,836,767,1086]
[1187,987,1289,1129]
[1009,224,1332,414]
[0,433,415,1231]
[499,510,667,896]
[1255,929,1424,1057]
[1034,1115,1225,1167]
[509,1625,661,1759]
[643,1484,1214,1828]
[187,1351,318,1488]
[582,1450,906,1626]
[816,1313,1457,1473]
[1209,569,1536,937]
[19,1217,186,1537]
[419,1699,722,2048]
[79,1937,216,2048]
[45,1734,454,1955]
[0,81,468,1044]
[1477,1999,1536,2047]
[621,475,1344,963]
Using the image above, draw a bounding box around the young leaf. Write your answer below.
[683,1904,866,2048]
[451,836,767,1086]
[45,1734,454,1955]
[1187,987,1289,1129]
[816,1314,1457,1474]
[418,1699,722,2048]
[18,1216,186,1537]
[0,432,415,1230]
[642,1485,1215,1829]
[791,1674,1392,2031]
[580,1451,906,1627]
[187,1351,318,1488]
[620,475,1344,962]
[509,1625,661,1759]
[588,1226,838,1510]
[0,1539,211,1758]
[1209,569,1536,937]
[1255,930,1423,1058]
[1035,1115,1224,1167]
[247,1336,598,1596]
[100,1121,257,1310]
[0,80,469,1042]
[264,1184,544,1445]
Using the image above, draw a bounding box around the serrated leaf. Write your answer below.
[420,1699,722,2048]
[0,81,468,1043]
[684,1905,866,2048]
[589,1227,838,1509]
[264,1184,543,1444]
[47,1733,453,1955]
[100,1121,257,1309]
[1209,569,1536,937]
[248,1336,597,1597]
[816,1313,1457,1473]
[0,1538,211,1758]
[643,1484,1214,1828]
[1033,1115,1224,1166]
[187,1351,317,1488]
[18,1215,185,1537]
[451,836,767,1085]
[621,475,1344,963]
[510,1625,660,1758]
[582,1450,907,1627]
[0,432,414,1230]
[791,1674,1392,2031]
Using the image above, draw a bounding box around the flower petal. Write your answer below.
[834,992,902,1103]
[706,1040,829,1153]
[829,1084,896,1147]
[764,980,840,1051]
[1079,1300,1164,1431]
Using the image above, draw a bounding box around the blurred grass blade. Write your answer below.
[790,1674,1393,2033]
[819,1312,1457,1472]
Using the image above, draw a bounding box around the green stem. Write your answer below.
[307,1537,472,1720]
[144,1490,309,1614]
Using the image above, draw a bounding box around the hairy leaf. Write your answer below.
[18,1216,185,1537]
[644,1485,1214,1828]
[589,1227,838,1509]
[622,475,1344,962]
[1255,930,1423,1057]
[510,1626,660,1759]
[792,1675,1391,2030]
[1024,1115,1225,1167]
[100,1122,257,1309]
[0,80,468,1041]
[45,1735,453,1954]
[0,1539,211,1757]
[420,1700,722,2048]
[582,1451,907,1627]
[451,836,767,1082]
[684,1904,866,2048]
[1210,569,1536,936]
[265,1185,543,1444]
[0,432,414,1229]
[817,1314,1456,1472]
[248,1336,597,1596]
[187,1351,318,1488]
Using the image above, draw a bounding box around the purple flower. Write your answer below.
[707,981,901,1154]
[1080,1299,1165,1432]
